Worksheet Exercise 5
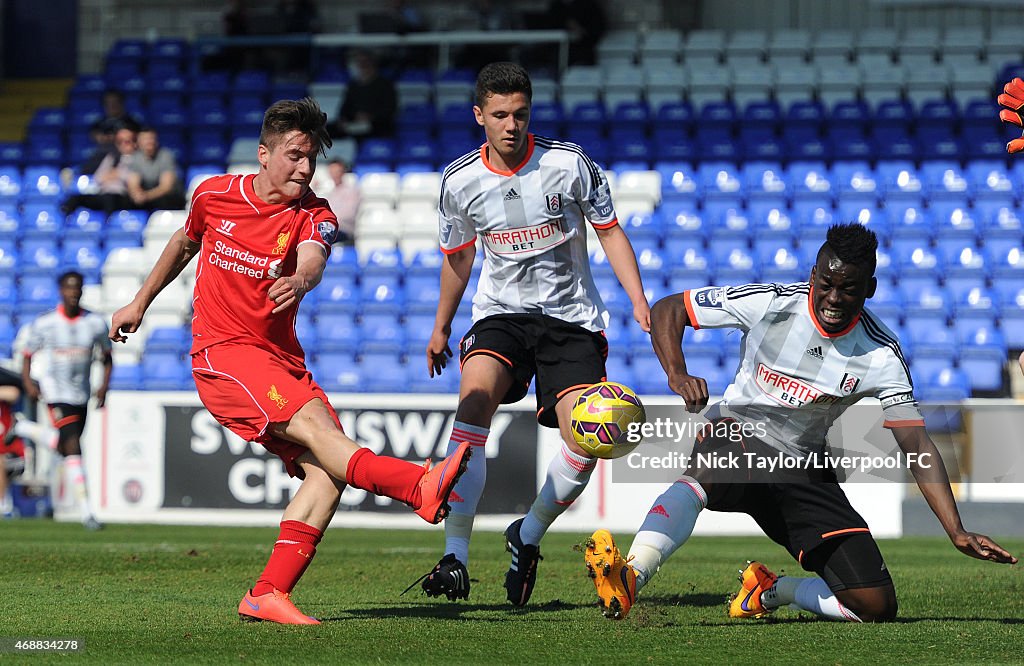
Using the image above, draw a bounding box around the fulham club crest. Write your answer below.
[840,372,861,396]
[545,192,563,213]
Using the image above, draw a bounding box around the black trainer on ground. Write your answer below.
[421,553,471,601]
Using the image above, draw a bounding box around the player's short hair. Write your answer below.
[57,270,84,286]
[475,62,532,108]
[259,97,333,158]
[818,223,878,275]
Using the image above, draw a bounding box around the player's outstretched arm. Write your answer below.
[892,425,1018,564]
[595,224,651,331]
[268,242,326,314]
[109,228,200,343]
[428,245,475,377]
[650,293,708,412]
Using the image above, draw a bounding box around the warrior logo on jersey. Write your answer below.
[840,372,861,395]
[273,232,290,255]
[217,219,237,236]
[267,384,288,409]
[545,192,562,213]
[695,287,725,309]
[318,221,337,245]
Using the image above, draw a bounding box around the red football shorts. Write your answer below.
[191,343,342,478]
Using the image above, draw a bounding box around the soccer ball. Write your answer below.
[570,381,646,459]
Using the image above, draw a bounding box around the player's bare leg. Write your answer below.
[239,453,343,625]
[420,355,512,601]
[508,388,596,606]
[269,398,471,524]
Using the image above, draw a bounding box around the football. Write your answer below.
[570,381,646,459]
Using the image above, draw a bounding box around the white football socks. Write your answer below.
[627,477,707,591]
[443,422,489,565]
[763,576,862,622]
[519,443,596,546]
[63,455,96,523]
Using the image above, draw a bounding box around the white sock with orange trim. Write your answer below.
[519,443,596,546]
[63,455,95,523]
[627,477,707,592]
[443,421,488,565]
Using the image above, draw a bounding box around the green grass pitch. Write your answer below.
[3,521,1021,664]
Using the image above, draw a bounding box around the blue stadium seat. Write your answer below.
[931,204,981,246]
[696,133,740,162]
[958,327,1007,393]
[742,162,789,200]
[966,161,1013,200]
[107,209,147,234]
[711,246,757,284]
[874,99,914,133]
[652,132,696,162]
[19,240,61,274]
[569,101,607,134]
[318,278,359,313]
[784,100,825,129]
[357,138,397,166]
[888,204,934,246]
[603,356,635,389]
[919,367,969,404]
[611,101,651,133]
[142,352,191,390]
[145,326,192,354]
[907,322,958,357]
[18,275,58,305]
[757,243,803,283]
[908,351,956,391]
[109,363,142,391]
[902,283,952,321]
[620,211,663,242]
[990,245,1024,282]
[233,70,270,93]
[872,128,917,161]
[828,127,875,161]
[919,129,964,161]
[831,100,871,131]
[788,161,833,201]
[921,161,969,199]
[0,166,22,203]
[698,101,737,131]
[697,162,742,200]
[358,313,405,353]
[0,142,24,168]
[918,99,960,134]
[977,202,1022,249]
[791,202,834,248]
[652,101,694,136]
[21,166,62,202]
[315,353,362,392]
[0,242,17,272]
[404,273,441,309]
[655,162,698,202]
[315,311,360,352]
[748,201,795,242]
[833,161,879,203]
[60,243,104,283]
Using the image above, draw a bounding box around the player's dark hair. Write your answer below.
[818,223,878,275]
[260,97,332,158]
[57,270,84,286]
[475,62,532,108]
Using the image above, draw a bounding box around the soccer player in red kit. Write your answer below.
[110,98,472,624]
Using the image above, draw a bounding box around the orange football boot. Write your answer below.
[238,588,320,625]
[415,441,472,524]
[728,561,778,618]
[583,529,637,620]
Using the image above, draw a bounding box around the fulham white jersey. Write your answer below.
[439,134,617,331]
[684,282,924,457]
[22,306,111,406]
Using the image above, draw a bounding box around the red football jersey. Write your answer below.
[184,174,338,363]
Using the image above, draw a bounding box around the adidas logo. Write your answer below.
[504,188,521,200]
[806,345,823,359]
[449,490,464,503]
[648,504,670,518]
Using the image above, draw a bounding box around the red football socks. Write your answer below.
[253,520,323,596]
[345,447,423,508]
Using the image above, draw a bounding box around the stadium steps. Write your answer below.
[0,78,72,141]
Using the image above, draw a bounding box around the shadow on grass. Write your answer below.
[316,598,590,622]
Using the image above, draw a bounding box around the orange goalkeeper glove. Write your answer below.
[997,77,1024,153]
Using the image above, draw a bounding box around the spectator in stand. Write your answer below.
[332,50,397,139]
[61,127,138,215]
[80,90,142,176]
[322,158,360,244]
[126,128,186,212]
